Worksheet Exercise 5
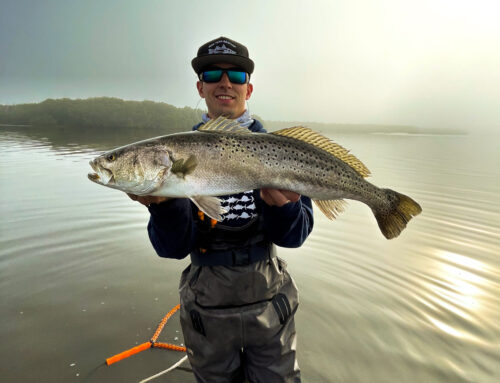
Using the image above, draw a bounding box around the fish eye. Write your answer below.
[107,154,116,161]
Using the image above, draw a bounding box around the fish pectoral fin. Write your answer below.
[190,196,228,222]
[313,199,348,220]
[198,116,251,134]
[171,155,198,178]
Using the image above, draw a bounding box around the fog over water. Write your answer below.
[1,0,500,132]
[1,1,500,380]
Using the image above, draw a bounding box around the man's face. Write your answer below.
[196,63,253,119]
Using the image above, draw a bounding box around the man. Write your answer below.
[129,36,313,383]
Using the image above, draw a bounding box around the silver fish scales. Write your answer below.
[88,117,422,239]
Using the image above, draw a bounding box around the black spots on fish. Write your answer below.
[385,190,398,204]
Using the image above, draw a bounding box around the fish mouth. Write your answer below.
[88,160,114,185]
[88,172,100,182]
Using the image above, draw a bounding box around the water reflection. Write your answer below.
[1,125,500,382]
[1,124,180,154]
[437,250,487,305]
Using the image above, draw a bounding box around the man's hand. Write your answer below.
[127,193,171,207]
[260,188,300,207]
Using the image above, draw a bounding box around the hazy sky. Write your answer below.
[1,0,499,131]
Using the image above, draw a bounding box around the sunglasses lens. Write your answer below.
[227,71,247,84]
[201,70,247,84]
[202,70,223,83]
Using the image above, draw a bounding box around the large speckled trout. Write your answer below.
[88,117,421,239]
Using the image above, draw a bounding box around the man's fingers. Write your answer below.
[150,196,170,205]
[260,188,300,207]
[126,193,169,207]
[279,190,300,203]
[270,190,290,206]
[260,189,278,206]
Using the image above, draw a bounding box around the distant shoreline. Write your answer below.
[0,123,33,127]
[0,123,467,136]
[0,97,468,135]
[370,131,467,136]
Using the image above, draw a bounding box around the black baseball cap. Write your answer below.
[191,36,254,75]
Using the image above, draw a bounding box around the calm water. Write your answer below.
[1,125,499,383]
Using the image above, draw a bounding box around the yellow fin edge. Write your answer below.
[271,126,371,177]
[313,199,348,220]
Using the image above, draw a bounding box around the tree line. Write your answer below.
[0,97,206,130]
[1,97,461,134]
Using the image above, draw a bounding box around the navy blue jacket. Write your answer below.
[147,119,314,260]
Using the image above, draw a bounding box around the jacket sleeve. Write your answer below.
[260,195,314,248]
[147,198,196,259]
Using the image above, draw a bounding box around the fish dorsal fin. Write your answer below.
[198,116,251,134]
[271,126,371,177]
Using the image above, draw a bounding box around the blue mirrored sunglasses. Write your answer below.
[199,69,248,84]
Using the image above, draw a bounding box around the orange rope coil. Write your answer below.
[106,304,186,366]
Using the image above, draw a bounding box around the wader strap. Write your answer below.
[190,242,273,267]
[272,293,293,324]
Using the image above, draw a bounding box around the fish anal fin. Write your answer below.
[190,196,228,222]
[271,126,370,178]
[313,199,348,220]
[198,116,251,134]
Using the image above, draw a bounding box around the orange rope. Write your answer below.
[151,304,181,342]
[152,342,187,352]
[106,342,151,365]
[106,304,186,366]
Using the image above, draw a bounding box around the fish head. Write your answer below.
[88,143,172,195]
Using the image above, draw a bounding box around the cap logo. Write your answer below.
[208,40,237,55]
[193,37,253,74]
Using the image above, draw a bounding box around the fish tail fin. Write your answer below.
[373,189,422,239]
